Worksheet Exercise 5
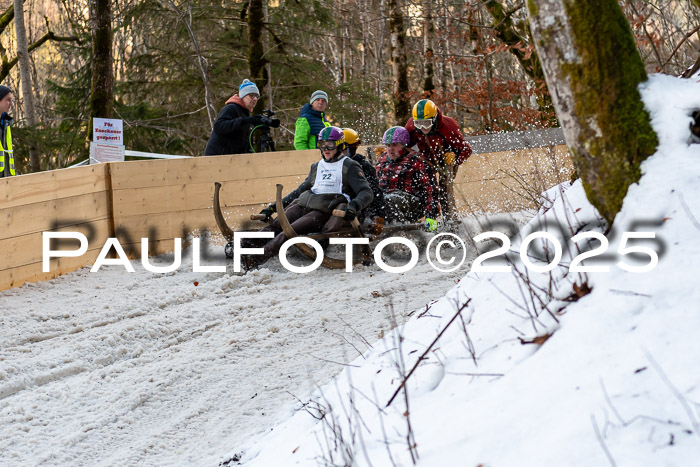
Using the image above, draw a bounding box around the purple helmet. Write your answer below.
[318,126,346,148]
[382,126,410,146]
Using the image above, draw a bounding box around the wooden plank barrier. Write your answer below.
[453,144,574,214]
[0,164,113,291]
[0,145,572,291]
[108,149,319,256]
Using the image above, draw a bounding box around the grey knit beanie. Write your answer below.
[239,79,260,99]
[310,90,329,105]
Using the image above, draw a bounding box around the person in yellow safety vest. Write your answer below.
[0,85,15,178]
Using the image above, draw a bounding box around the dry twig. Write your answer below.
[386,298,472,408]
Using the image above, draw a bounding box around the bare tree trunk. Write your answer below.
[263,1,272,108]
[527,0,658,223]
[13,0,40,172]
[388,0,409,124]
[88,0,114,140]
[377,0,387,123]
[485,55,494,132]
[0,5,79,83]
[333,0,345,84]
[248,0,268,113]
[422,0,435,97]
[342,17,347,83]
[438,0,450,91]
[360,5,367,78]
[165,0,215,129]
[484,0,555,124]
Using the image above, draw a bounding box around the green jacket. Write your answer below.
[294,103,331,150]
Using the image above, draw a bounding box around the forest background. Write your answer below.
[0,0,698,174]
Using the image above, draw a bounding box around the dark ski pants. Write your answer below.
[242,202,332,264]
[384,191,423,223]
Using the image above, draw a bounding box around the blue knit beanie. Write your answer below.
[239,79,260,98]
[310,90,329,105]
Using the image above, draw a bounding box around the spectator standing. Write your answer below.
[204,79,263,156]
[294,90,331,150]
[0,85,15,178]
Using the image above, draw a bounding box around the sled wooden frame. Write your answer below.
[213,182,235,242]
[213,182,423,269]
[213,182,363,269]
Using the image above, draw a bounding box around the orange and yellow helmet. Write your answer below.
[342,128,360,145]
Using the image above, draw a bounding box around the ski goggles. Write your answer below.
[318,142,338,151]
[414,118,434,130]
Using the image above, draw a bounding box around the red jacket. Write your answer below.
[375,149,440,218]
[406,109,472,168]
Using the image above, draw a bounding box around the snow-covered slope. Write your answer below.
[240,74,700,466]
[0,247,484,465]
[1,74,698,467]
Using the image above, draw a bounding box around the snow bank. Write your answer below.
[242,74,700,466]
[2,73,698,466]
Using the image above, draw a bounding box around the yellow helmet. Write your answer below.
[412,99,438,120]
[342,128,360,145]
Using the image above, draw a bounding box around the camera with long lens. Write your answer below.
[257,109,280,128]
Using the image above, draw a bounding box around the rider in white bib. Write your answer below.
[311,155,351,203]
[239,126,373,269]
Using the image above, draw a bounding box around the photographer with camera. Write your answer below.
[204,79,279,156]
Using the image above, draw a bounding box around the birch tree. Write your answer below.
[527,0,658,223]
[13,0,40,171]
[0,5,79,83]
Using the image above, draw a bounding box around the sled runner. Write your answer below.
[213,182,423,269]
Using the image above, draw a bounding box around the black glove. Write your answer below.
[343,208,357,221]
[259,204,276,221]
[246,115,264,126]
